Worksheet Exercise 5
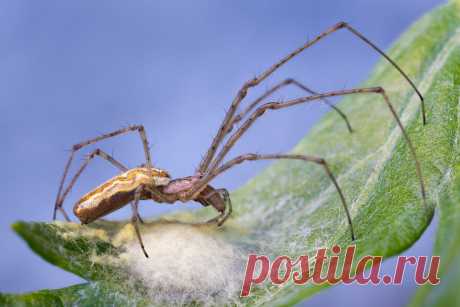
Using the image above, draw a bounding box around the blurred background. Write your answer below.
[0,0,444,306]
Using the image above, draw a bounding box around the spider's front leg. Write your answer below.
[198,21,425,175]
[194,153,355,240]
[206,87,427,211]
[227,78,354,134]
[186,87,427,240]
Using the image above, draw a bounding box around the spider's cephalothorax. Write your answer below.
[54,22,427,258]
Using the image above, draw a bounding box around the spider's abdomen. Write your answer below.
[73,167,170,223]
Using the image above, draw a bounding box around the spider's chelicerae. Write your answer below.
[53,22,427,258]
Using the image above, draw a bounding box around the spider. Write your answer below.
[53,22,427,258]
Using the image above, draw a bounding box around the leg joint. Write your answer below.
[130,124,145,132]
[242,153,258,161]
[246,77,258,87]
[316,157,326,165]
[336,21,348,29]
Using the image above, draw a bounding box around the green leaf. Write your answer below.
[4,0,460,305]
[0,282,149,307]
[409,166,460,307]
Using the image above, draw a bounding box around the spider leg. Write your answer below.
[137,214,145,224]
[228,78,353,134]
[204,154,354,240]
[198,21,425,174]
[132,185,149,258]
[204,201,222,224]
[194,87,426,212]
[54,125,152,220]
[54,148,128,221]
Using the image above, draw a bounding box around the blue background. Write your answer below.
[0,1,443,306]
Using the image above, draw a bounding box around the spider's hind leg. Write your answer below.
[54,125,153,220]
[54,148,129,221]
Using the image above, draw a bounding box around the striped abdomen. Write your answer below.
[73,167,170,224]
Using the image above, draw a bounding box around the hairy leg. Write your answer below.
[54,125,152,220]
[228,78,353,134]
[198,21,425,174]
[132,185,149,258]
[205,87,426,211]
[54,148,128,221]
[200,153,354,240]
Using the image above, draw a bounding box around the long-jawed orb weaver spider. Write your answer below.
[53,22,427,258]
